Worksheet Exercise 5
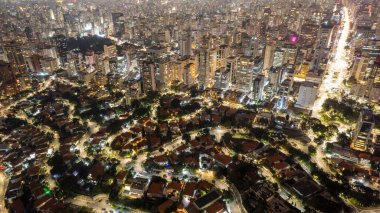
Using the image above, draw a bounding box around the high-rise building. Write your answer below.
[159,60,182,85]
[140,59,156,93]
[236,56,254,92]
[2,44,26,74]
[295,81,318,110]
[104,45,117,58]
[183,63,197,87]
[352,55,370,81]
[197,47,211,88]
[0,60,15,83]
[282,43,298,65]
[263,41,275,71]
[273,48,284,68]
[112,12,125,38]
[0,60,18,96]
[319,21,336,49]
[352,109,375,151]
[179,31,192,57]
[268,66,283,93]
[252,74,265,101]
[225,57,238,86]
[26,55,42,73]
[52,35,68,64]
[40,57,58,74]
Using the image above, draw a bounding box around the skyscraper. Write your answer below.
[263,41,275,71]
[140,59,156,93]
[179,31,192,57]
[352,109,375,151]
[26,54,42,73]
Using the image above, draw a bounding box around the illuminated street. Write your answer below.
[312,7,351,118]
[1,0,379,212]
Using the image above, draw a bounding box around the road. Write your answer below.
[258,163,305,212]
[68,194,115,213]
[312,7,350,118]
[197,170,246,213]
[12,110,60,189]
[0,172,9,213]
[68,193,148,213]
[359,209,380,213]
[0,76,55,114]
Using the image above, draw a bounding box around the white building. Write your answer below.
[295,81,318,110]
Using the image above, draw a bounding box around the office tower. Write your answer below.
[352,109,375,151]
[295,81,318,110]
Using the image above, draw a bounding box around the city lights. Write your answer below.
[0,0,379,212]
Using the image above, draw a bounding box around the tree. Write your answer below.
[308,145,316,156]
[131,99,141,109]
[250,127,269,141]
[325,142,334,153]
[48,152,68,177]
[346,76,357,86]
[222,190,233,202]
[202,128,210,136]
[221,132,232,145]
[337,132,351,147]
[171,98,181,108]
[182,133,191,142]
[146,91,160,101]
[215,167,227,179]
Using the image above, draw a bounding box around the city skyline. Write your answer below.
[0,0,380,213]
